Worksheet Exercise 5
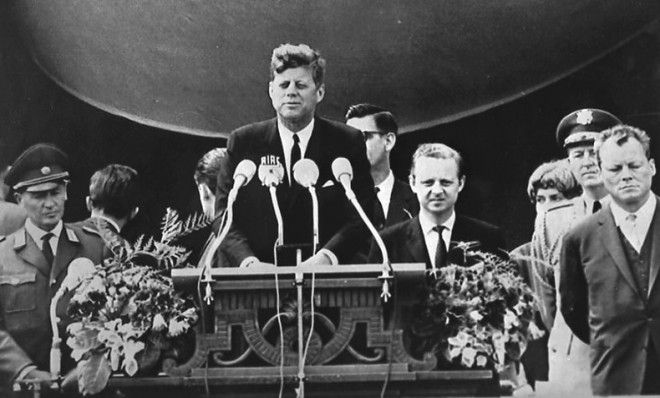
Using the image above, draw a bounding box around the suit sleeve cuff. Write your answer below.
[13,364,37,384]
[318,249,338,265]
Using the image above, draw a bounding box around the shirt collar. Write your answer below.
[610,194,657,227]
[582,193,610,211]
[25,218,63,243]
[91,214,121,233]
[375,170,395,192]
[277,118,314,148]
[419,210,456,235]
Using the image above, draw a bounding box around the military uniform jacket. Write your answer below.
[0,223,105,388]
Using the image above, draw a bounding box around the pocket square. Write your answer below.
[321,180,335,188]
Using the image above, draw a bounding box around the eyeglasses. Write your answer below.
[362,130,389,141]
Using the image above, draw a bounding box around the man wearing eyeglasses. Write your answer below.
[346,103,418,230]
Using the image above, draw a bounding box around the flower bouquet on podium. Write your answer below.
[64,208,208,395]
[411,247,544,371]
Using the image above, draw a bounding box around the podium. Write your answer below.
[106,264,503,397]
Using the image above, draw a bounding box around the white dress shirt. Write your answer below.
[610,194,656,253]
[278,118,314,184]
[418,210,456,268]
[25,218,63,256]
[375,171,395,219]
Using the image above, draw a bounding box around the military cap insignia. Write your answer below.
[575,110,593,125]
[41,166,52,175]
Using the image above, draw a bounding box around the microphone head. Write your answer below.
[293,159,319,188]
[258,162,285,187]
[331,157,353,183]
[62,257,96,291]
[234,159,257,186]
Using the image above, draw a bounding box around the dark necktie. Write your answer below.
[593,200,601,213]
[42,232,54,267]
[290,133,301,185]
[433,225,447,269]
[373,187,386,229]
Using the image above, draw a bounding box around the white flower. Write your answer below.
[152,314,167,332]
[110,347,120,371]
[449,347,462,359]
[528,322,546,340]
[461,347,477,367]
[98,330,122,347]
[469,310,483,322]
[476,355,487,367]
[504,309,519,330]
[168,318,188,337]
[124,356,139,376]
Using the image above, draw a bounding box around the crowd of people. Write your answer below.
[0,42,658,396]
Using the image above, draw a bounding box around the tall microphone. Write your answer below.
[293,159,320,254]
[332,158,393,301]
[258,162,286,263]
[198,159,256,304]
[50,257,96,383]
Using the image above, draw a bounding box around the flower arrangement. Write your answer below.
[65,209,208,395]
[410,247,544,371]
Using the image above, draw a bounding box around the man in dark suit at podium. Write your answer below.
[215,43,375,267]
[368,143,504,268]
[346,103,418,230]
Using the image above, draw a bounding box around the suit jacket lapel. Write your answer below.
[51,226,81,283]
[599,207,641,297]
[647,195,660,297]
[14,228,50,276]
[405,217,430,265]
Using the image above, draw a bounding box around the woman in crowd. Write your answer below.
[511,159,586,394]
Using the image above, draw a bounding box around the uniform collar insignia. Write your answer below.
[65,226,80,243]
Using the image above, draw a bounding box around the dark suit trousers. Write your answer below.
[643,340,660,394]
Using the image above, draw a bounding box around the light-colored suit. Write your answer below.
[560,196,660,395]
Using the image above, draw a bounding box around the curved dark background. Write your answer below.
[1,2,659,249]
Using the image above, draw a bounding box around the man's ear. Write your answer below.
[315,83,325,104]
[384,133,396,152]
[13,191,22,204]
[129,207,140,221]
[268,81,275,101]
[85,196,92,212]
[458,176,466,192]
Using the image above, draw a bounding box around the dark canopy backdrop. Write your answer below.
[1,1,660,246]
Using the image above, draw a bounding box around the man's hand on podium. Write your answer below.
[22,369,53,390]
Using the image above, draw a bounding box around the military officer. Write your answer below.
[556,108,622,216]
[0,143,104,394]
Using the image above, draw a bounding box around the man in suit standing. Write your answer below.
[560,125,660,395]
[345,103,418,230]
[216,44,375,267]
[74,163,140,263]
[556,108,622,216]
[368,143,504,269]
[0,143,106,393]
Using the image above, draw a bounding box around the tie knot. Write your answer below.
[626,213,637,223]
[42,232,54,243]
[375,186,380,194]
[292,133,300,144]
[433,225,445,234]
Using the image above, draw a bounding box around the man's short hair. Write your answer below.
[595,124,652,164]
[345,103,398,135]
[270,43,325,86]
[410,143,465,179]
[194,148,227,192]
[527,159,581,203]
[89,164,139,219]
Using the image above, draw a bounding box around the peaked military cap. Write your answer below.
[556,108,622,149]
[5,143,69,192]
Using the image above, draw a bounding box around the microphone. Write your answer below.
[293,159,320,254]
[332,157,393,301]
[50,257,96,382]
[258,162,285,262]
[228,159,257,204]
[198,159,256,304]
